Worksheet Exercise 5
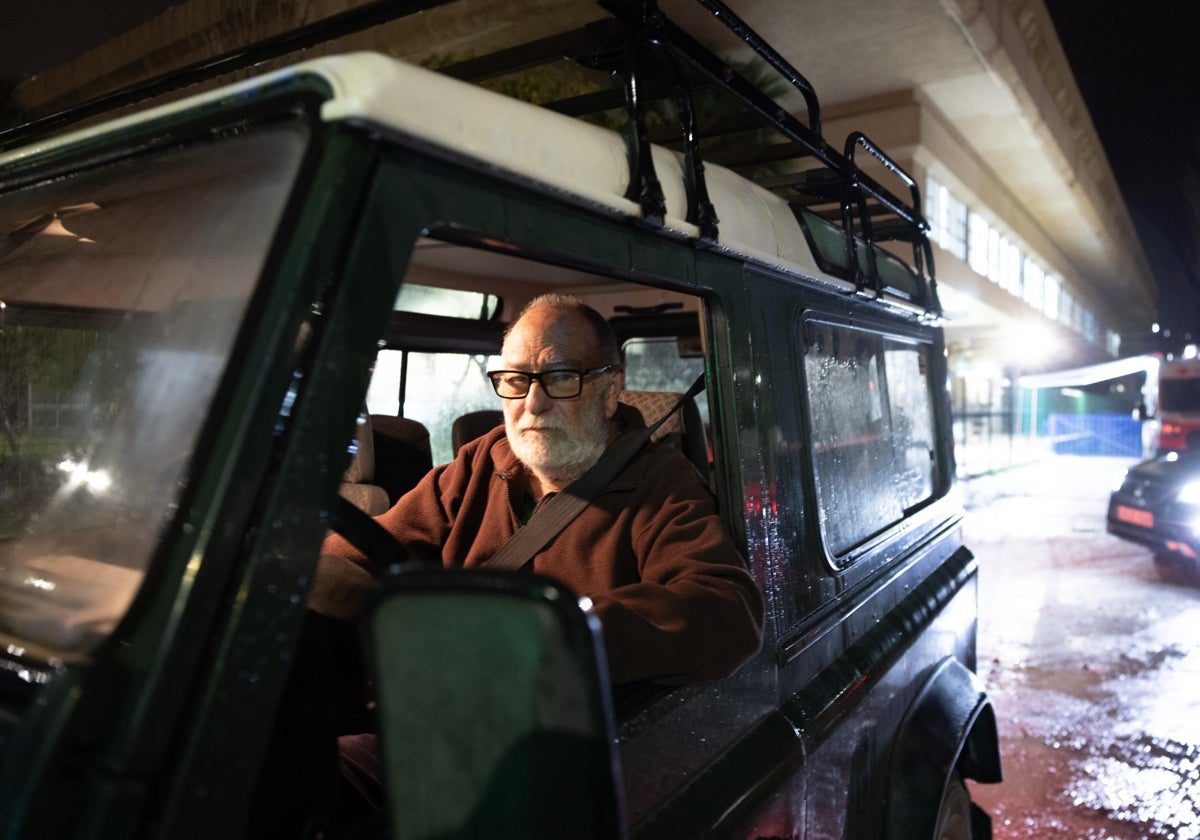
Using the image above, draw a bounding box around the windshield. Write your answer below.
[0,123,307,661]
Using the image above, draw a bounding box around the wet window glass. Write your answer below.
[803,320,937,558]
[0,124,307,660]
[392,281,501,320]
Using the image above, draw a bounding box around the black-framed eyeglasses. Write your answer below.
[486,365,618,399]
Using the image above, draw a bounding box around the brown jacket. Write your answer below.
[321,406,763,685]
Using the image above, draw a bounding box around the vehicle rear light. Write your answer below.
[1167,540,1199,559]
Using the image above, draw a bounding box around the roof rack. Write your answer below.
[0,0,938,315]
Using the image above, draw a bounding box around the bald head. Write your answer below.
[505,294,621,368]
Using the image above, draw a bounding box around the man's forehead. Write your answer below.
[502,308,594,363]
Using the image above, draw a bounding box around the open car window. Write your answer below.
[0,123,308,661]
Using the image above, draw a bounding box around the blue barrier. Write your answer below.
[1046,413,1142,457]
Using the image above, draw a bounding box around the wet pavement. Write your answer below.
[962,454,1200,839]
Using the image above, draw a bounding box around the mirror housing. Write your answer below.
[365,565,627,839]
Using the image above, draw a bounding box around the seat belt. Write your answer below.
[481,373,706,572]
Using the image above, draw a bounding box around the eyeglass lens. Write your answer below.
[492,370,583,399]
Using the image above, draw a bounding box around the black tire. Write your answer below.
[1153,553,1199,585]
[933,774,974,840]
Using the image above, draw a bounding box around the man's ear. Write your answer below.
[605,368,625,417]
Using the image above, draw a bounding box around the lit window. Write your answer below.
[1059,289,1075,328]
[1044,275,1060,320]
[968,213,990,276]
[987,228,1002,283]
[1082,310,1097,341]
[925,175,967,260]
[1004,241,1022,295]
[1023,258,1045,310]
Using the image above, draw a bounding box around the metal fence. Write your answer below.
[1045,413,1144,458]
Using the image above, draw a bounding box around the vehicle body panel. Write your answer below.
[1107,452,1200,568]
[1155,357,1200,455]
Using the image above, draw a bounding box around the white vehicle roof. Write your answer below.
[3,51,920,306]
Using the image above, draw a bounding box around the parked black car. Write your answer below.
[1107,452,1200,578]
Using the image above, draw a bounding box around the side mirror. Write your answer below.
[364,566,627,839]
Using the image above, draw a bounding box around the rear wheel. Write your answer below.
[1153,553,1200,585]
[933,774,973,840]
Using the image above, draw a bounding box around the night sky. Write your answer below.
[2,1,1197,351]
[1045,0,1200,351]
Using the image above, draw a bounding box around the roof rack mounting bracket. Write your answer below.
[621,7,719,243]
[840,131,941,315]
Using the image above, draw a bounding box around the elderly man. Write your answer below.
[319,293,762,685]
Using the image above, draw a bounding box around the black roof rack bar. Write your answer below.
[844,132,925,227]
[587,0,936,313]
[0,0,938,314]
[841,132,938,307]
[692,0,823,138]
[628,8,840,171]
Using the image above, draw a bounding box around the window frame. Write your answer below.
[798,309,948,570]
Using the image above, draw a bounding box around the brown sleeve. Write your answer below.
[590,451,763,685]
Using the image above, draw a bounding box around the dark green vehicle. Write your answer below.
[0,2,1000,837]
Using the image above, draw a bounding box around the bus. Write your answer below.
[1153,354,1200,455]
[0,1,1000,837]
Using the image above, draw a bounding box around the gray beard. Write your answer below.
[507,402,609,484]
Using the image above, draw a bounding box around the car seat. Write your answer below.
[337,414,391,515]
[618,389,709,478]
[370,414,434,504]
[451,410,504,457]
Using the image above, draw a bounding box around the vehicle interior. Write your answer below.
[352,236,715,503]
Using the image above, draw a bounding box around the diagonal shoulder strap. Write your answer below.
[481,373,705,572]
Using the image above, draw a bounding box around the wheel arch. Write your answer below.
[883,655,1002,840]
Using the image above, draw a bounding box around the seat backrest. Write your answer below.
[451,409,504,457]
[370,414,434,504]
[618,390,709,477]
[339,413,391,515]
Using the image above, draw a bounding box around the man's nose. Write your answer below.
[524,380,554,414]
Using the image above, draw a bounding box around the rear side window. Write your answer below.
[803,319,938,559]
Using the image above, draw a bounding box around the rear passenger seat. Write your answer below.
[451,410,503,457]
[369,415,434,505]
[338,414,391,515]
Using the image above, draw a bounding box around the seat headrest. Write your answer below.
[343,414,376,484]
[618,390,709,477]
[452,410,505,456]
[341,413,390,515]
[370,415,434,504]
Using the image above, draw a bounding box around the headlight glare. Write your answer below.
[1178,480,1200,505]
